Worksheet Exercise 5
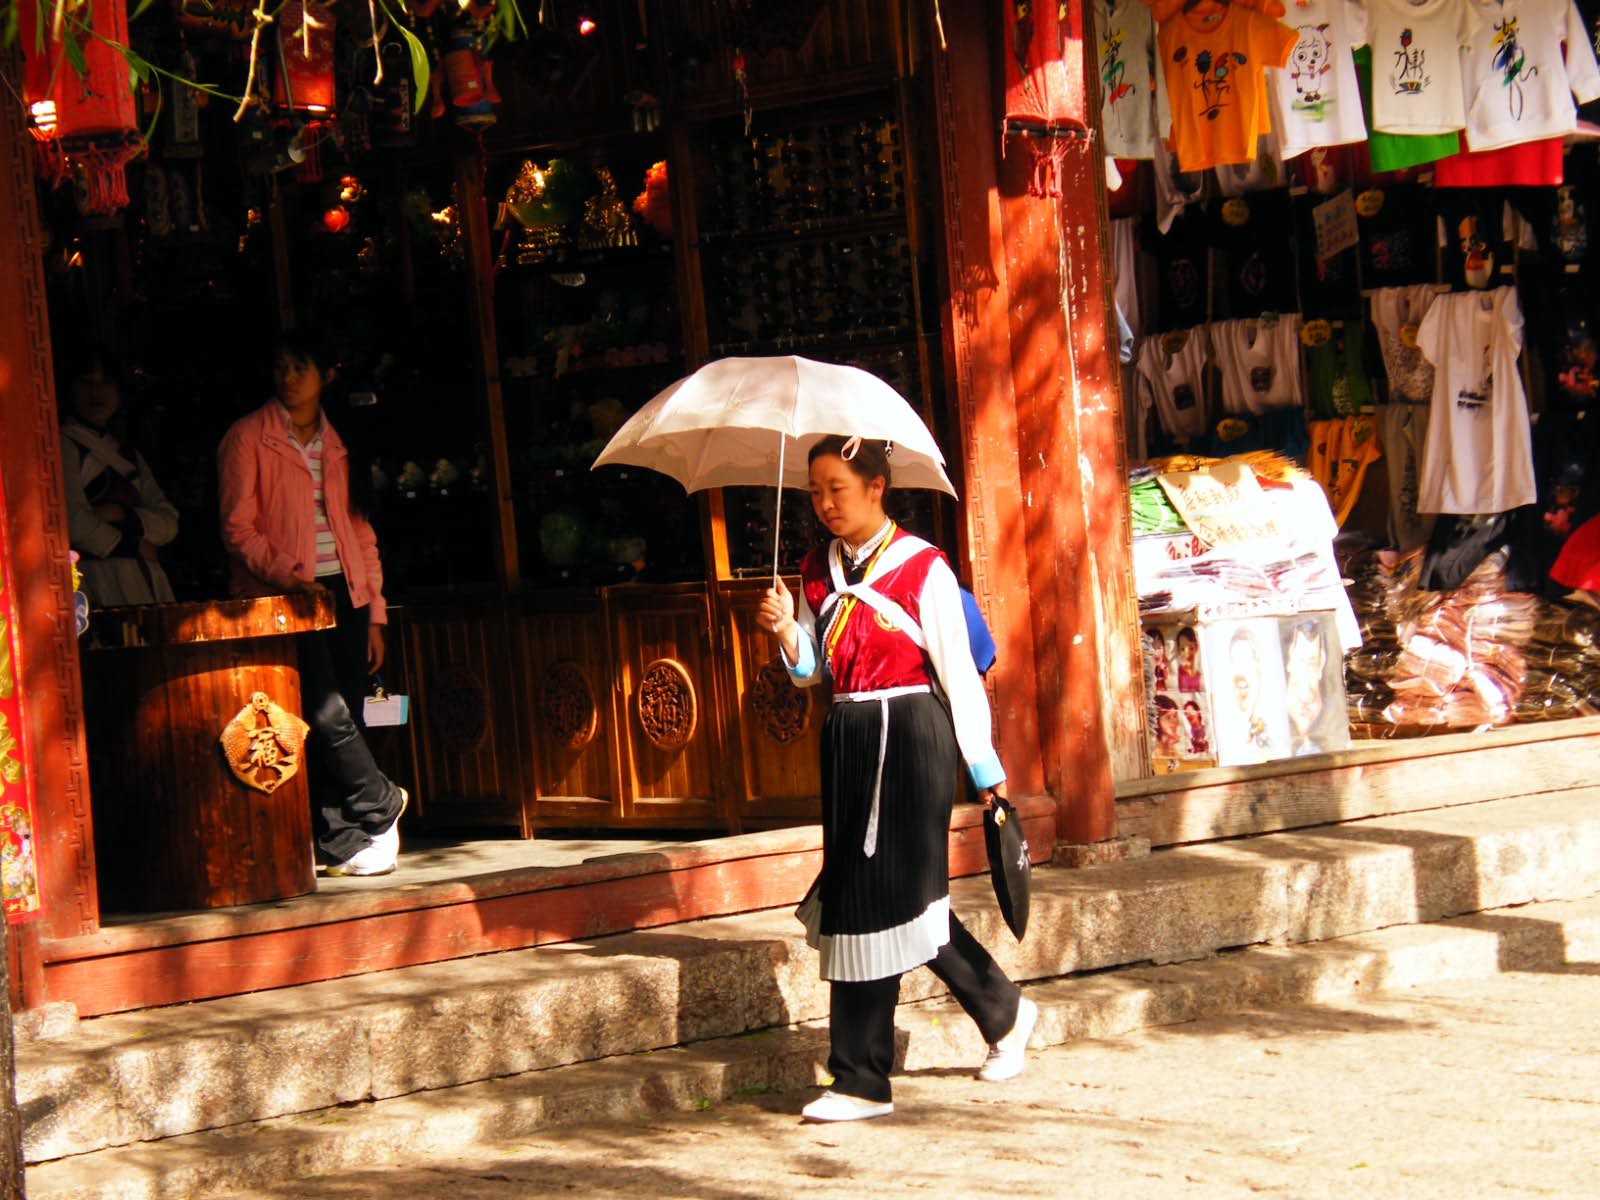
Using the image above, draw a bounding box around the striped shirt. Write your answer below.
[283,408,343,578]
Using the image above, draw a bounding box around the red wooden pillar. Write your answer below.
[0,65,100,1003]
[930,2,1133,846]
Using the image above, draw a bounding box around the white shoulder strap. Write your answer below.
[837,583,926,650]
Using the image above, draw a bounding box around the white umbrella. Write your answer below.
[591,356,956,581]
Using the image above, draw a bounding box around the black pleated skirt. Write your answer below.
[800,691,957,981]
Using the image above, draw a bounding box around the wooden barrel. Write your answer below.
[83,593,335,912]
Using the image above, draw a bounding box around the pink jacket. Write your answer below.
[217,402,387,625]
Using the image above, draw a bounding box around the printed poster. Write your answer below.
[0,462,42,922]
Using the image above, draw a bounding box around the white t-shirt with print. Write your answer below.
[1460,0,1600,151]
[1097,0,1159,159]
[1137,328,1212,441]
[1212,316,1304,414]
[1267,0,1370,159]
[1366,0,1478,135]
[1416,287,1536,515]
[1371,284,1441,403]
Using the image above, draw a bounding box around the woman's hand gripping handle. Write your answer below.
[759,576,801,663]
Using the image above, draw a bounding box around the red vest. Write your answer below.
[800,530,944,694]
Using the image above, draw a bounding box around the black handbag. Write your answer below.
[983,796,1031,940]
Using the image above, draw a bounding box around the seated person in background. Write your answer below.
[59,351,180,607]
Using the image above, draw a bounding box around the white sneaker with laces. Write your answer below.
[326,788,408,877]
[800,1089,894,1123]
[978,996,1038,1082]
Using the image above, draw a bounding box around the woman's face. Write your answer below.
[809,454,885,545]
[69,369,121,429]
[1156,707,1182,748]
[274,352,325,410]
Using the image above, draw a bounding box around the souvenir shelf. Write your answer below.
[684,93,944,574]
[490,146,703,588]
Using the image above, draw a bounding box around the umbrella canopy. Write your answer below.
[590,355,957,496]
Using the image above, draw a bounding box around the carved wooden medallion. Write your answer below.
[636,658,696,752]
[432,664,488,754]
[751,657,810,744]
[541,660,598,750]
[220,692,310,794]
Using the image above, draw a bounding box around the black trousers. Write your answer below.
[299,575,404,862]
[827,912,1022,1103]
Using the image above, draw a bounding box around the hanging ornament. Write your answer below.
[1000,0,1089,197]
[20,0,147,216]
[432,0,502,128]
[275,0,338,114]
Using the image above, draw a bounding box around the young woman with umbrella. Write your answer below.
[757,434,1037,1123]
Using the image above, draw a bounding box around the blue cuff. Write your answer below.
[967,755,1005,790]
[784,633,817,680]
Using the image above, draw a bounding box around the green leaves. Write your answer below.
[376,0,429,114]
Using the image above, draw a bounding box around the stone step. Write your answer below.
[19,790,1600,1167]
[28,892,1600,1200]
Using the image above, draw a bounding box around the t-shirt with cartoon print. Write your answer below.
[1212,315,1304,413]
[1267,0,1370,159]
[1365,0,1479,136]
[1157,4,1300,171]
[1460,0,1600,152]
[1137,328,1213,441]
[1097,0,1160,159]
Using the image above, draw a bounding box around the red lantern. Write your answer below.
[21,0,146,215]
[1001,1,1089,198]
[275,0,337,114]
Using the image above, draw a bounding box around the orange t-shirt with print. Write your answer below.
[1157,5,1298,171]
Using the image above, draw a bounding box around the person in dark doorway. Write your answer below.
[757,434,1035,1124]
[217,329,407,877]
[59,350,180,607]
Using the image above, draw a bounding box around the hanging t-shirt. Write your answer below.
[1267,0,1370,160]
[1377,401,1437,548]
[1294,194,1364,318]
[1098,0,1160,159]
[1112,216,1144,339]
[1416,286,1537,514]
[1157,5,1300,172]
[1432,137,1566,188]
[1136,327,1213,441]
[1150,208,1212,330]
[1460,0,1600,152]
[1151,140,1209,233]
[1211,314,1304,413]
[1358,184,1437,288]
[1213,130,1287,194]
[1371,283,1442,402]
[1305,320,1374,415]
[1307,414,1384,524]
[1366,0,1479,135]
[1351,46,1463,171]
[1212,189,1300,316]
[1438,191,1510,290]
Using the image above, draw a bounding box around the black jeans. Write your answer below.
[827,912,1022,1103]
[299,575,404,862]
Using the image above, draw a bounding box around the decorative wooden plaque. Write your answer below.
[219,692,310,794]
[751,657,810,744]
[637,658,697,752]
[541,660,599,750]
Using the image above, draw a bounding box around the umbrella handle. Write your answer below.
[771,431,786,589]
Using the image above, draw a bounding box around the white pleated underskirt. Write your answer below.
[796,891,951,982]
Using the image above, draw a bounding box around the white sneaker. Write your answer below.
[978,996,1038,1082]
[327,788,407,877]
[800,1089,894,1122]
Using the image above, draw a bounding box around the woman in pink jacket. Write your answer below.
[218,329,407,876]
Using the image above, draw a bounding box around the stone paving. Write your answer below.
[216,961,1600,1200]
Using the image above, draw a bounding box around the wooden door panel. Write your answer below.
[712,579,823,823]
[515,599,620,823]
[605,586,723,823]
[404,602,525,831]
